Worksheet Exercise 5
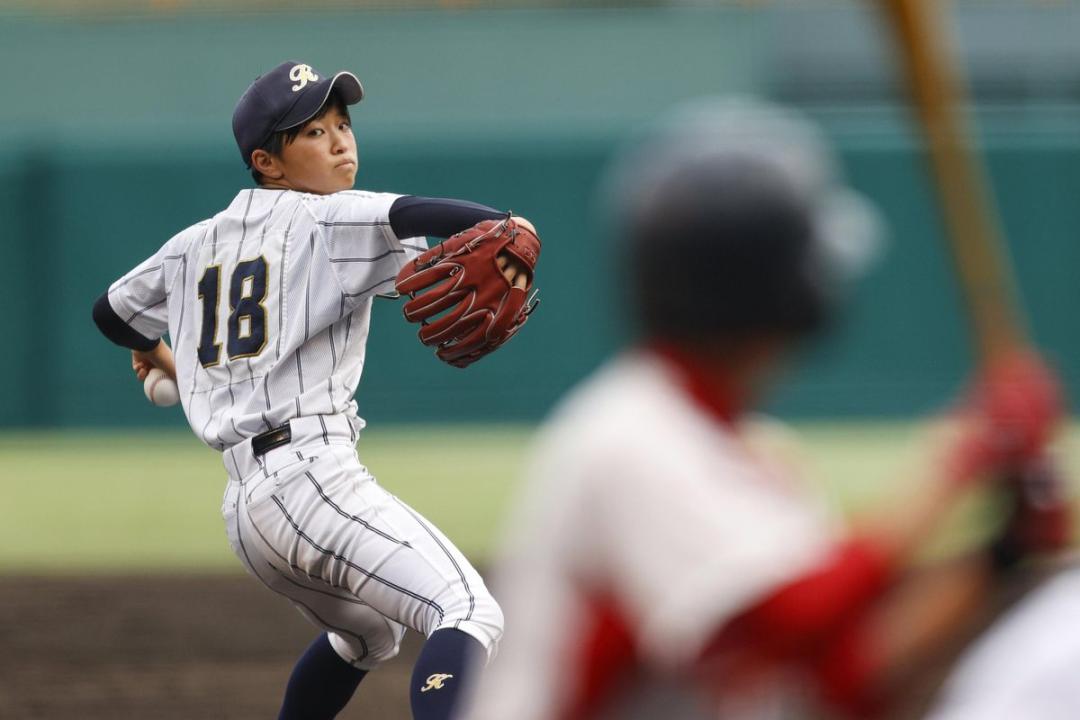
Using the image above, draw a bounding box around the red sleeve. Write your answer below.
[813,617,884,718]
[562,594,638,720]
[699,538,894,716]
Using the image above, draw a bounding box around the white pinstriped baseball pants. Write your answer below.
[221,415,503,670]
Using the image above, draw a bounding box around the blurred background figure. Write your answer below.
[460,98,1069,720]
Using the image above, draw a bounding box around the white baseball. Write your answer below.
[144,368,180,407]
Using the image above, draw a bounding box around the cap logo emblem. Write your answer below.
[289,64,319,92]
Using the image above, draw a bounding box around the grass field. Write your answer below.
[2,422,1078,572]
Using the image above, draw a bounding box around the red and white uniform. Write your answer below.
[465,349,890,720]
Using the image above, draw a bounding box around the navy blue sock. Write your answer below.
[410,628,483,720]
[278,632,367,720]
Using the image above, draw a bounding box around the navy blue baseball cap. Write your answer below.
[232,60,364,167]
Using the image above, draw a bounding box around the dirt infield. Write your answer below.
[0,574,418,719]
[0,571,1022,719]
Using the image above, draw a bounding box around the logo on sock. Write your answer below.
[420,673,454,692]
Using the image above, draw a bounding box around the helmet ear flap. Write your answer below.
[776,229,835,336]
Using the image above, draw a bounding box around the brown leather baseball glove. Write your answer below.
[394,216,540,368]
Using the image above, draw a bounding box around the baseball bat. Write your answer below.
[877,0,1026,362]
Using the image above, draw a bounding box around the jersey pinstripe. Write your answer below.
[106,188,426,450]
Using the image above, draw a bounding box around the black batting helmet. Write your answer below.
[602,98,882,345]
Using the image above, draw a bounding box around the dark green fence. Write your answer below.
[1,9,1077,426]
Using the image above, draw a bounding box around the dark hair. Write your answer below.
[250,89,351,185]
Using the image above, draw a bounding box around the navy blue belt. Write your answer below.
[252,425,291,457]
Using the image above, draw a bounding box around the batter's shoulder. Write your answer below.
[539,355,671,451]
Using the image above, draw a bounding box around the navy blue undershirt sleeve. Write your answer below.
[92,292,160,352]
[389,195,506,240]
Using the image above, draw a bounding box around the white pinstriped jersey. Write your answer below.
[106,188,426,450]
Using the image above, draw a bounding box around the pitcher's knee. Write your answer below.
[437,588,504,661]
[328,620,406,671]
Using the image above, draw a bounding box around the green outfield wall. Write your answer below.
[1,8,1078,426]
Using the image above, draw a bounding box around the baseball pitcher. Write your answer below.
[92,60,540,720]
